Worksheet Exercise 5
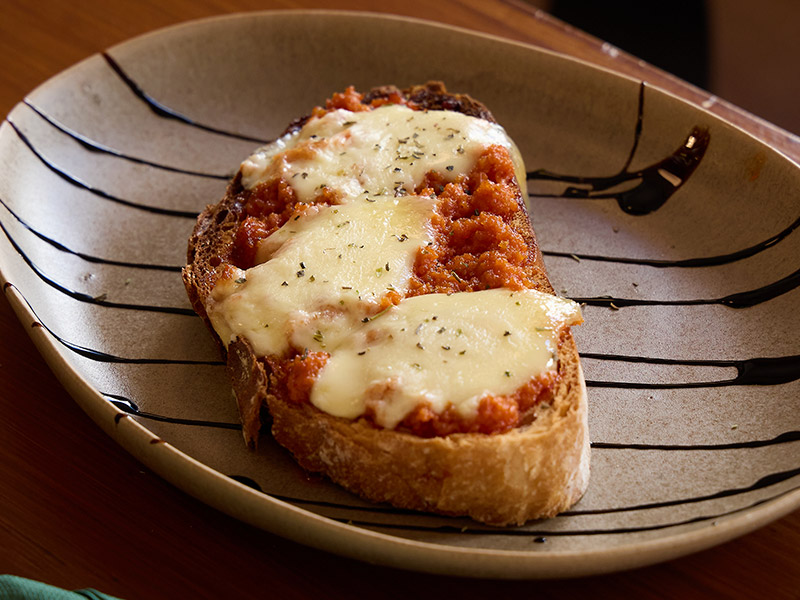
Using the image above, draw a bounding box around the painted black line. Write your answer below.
[590,430,800,451]
[102,52,268,145]
[6,119,199,219]
[526,80,710,216]
[23,100,232,180]
[224,459,800,522]
[0,219,195,316]
[583,353,800,389]
[618,82,645,172]
[585,379,788,390]
[583,353,800,382]
[106,393,239,430]
[65,337,221,365]
[564,467,800,516]
[67,344,221,365]
[572,266,800,309]
[0,196,182,272]
[6,286,222,365]
[34,319,222,365]
[57,327,221,365]
[584,354,800,389]
[542,213,800,268]
[342,487,799,536]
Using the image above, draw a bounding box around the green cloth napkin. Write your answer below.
[0,576,121,600]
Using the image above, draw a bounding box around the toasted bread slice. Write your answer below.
[183,82,589,525]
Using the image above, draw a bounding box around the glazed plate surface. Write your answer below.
[1,10,798,578]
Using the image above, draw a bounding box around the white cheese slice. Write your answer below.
[240,104,527,201]
[206,195,435,357]
[311,289,582,428]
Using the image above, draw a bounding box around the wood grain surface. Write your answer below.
[1,1,798,598]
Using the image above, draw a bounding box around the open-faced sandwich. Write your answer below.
[183,82,589,526]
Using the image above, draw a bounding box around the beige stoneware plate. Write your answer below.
[1,10,798,579]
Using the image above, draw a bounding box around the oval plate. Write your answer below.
[1,11,798,579]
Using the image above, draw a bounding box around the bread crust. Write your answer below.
[265,333,588,526]
[184,82,590,525]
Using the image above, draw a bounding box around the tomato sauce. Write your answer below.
[231,179,338,269]
[311,85,411,118]
[389,369,557,438]
[231,89,558,436]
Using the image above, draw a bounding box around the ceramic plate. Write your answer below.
[1,11,798,579]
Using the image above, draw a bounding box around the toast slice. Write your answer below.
[183,82,589,525]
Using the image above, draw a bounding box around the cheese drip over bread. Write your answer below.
[239,104,528,201]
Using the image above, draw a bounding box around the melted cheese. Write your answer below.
[311,289,582,428]
[240,104,527,201]
[206,195,435,357]
[208,100,576,428]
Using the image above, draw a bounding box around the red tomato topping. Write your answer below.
[231,89,557,436]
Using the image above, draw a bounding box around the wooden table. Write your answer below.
[1,1,798,597]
